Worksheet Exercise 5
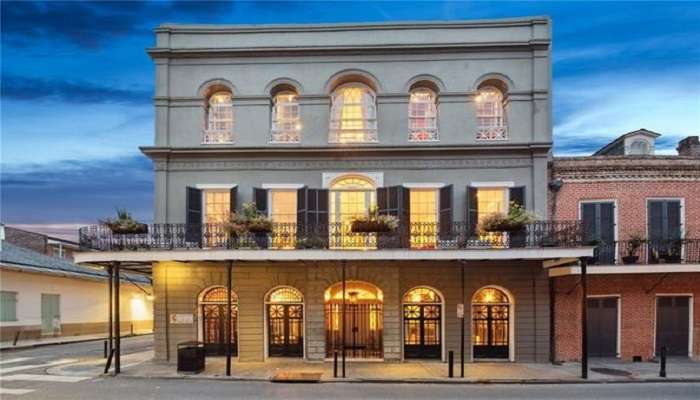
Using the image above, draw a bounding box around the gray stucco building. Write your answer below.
[77,17,591,372]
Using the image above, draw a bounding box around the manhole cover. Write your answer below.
[591,367,632,377]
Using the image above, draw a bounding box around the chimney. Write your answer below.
[677,136,699,157]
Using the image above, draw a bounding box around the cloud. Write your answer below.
[1,156,153,224]
[553,67,700,155]
[2,75,151,105]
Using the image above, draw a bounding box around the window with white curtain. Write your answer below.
[271,91,301,143]
[475,86,507,140]
[329,84,377,143]
[408,88,438,142]
[203,91,234,144]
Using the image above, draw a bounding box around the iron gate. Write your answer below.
[202,304,238,356]
[403,304,441,359]
[472,304,509,359]
[325,303,383,359]
[267,304,304,357]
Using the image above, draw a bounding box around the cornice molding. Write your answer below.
[550,156,700,182]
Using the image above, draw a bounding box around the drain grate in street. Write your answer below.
[590,367,632,377]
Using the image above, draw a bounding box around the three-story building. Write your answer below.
[77,17,591,371]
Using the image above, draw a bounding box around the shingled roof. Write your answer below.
[0,241,150,284]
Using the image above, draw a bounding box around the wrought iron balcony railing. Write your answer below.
[588,239,700,266]
[79,221,582,252]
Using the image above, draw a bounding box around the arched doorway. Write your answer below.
[265,286,304,358]
[199,286,238,356]
[403,287,443,359]
[324,281,383,359]
[472,286,512,360]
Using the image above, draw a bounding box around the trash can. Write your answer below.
[177,341,205,374]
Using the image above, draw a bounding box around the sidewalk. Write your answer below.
[0,332,153,351]
[49,352,700,384]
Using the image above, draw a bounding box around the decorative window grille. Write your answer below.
[408,89,438,142]
[329,84,378,143]
[201,287,238,303]
[475,87,507,140]
[270,92,301,143]
[203,91,234,144]
[267,287,303,303]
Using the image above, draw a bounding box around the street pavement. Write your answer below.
[1,336,699,399]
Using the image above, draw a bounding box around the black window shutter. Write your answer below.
[466,186,478,237]
[253,187,268,215]
[648,201,664,240]
[186,186,202,245]
[599,203,615,244]
[581,203,597,243]
[306,188,329,247]
[229,187,237,214]
[296,187,308,225]
[667,201,682,240]
[439,185,453,240]
[509,186,525,209]
[377,186,409,248]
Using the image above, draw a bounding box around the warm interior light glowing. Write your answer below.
[130,296,150,321]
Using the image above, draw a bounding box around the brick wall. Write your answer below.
[551,181,700,240]
[553,273,700,361]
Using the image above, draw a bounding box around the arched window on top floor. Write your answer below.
[408,88,438,142]
[475,86,507,141]
[203,89,234,144]
[629,139,651,155]
[329,83,377,144]
[270,90,301,144]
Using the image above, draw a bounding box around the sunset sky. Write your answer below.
[1,1,699,239]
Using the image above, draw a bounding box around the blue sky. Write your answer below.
[1,1,699,238]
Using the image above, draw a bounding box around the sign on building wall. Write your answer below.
[456,303,464,319]
[169,313,194,324]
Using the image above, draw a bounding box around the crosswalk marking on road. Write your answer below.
[0,387,35,395]
[0,358,33,365]
[0,374,91,383]
[0,358,78,374]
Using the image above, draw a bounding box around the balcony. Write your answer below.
[589,239,700,266]
[79,221,582,252]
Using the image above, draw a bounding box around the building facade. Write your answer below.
[549,132,700,361]
[77,18,592,370]
[0,226,154,342]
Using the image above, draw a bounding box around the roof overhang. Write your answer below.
[75,247,594,266]
[549,264,700,277]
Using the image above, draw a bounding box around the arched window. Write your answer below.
[329,84,377,143]
[629,139,650,155]
[266,286,303,303]
[271,91,301,143]
[475,86,507,140]
[408,88,438,142]
[203,90,234,144]
[403,287,441,304]
[329,175,377,249]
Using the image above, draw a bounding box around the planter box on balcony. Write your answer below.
[351,221,393,233]
[107,223,148,235]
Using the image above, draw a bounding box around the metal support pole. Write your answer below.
[448,351,454,378]
[226,261,233,376]
[107,265,113,355]
[660,346,667,378]
[460,261,465,378]
[113,262,121,375]
[580,257,588,379]
[333,350,338,378]
[341,260,346,378]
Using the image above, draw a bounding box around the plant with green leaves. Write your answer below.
[101,208,148,234]
[351,205,399,233]
[479,201,537,233]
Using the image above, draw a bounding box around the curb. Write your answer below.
[0,333,153,352]
[108,373,700,385]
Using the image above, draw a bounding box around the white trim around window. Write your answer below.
[322,172,383,189]
[469,181,515,188]
[403,183,445,189]
[578,199,619,264]
[261,183,305,190]
[195,184,238,190]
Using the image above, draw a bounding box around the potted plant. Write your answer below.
[101,209,148,235]
[223,202,273,248]
[351,206,399,233]
[663,238,683,263]
[479,202,537,233]
[622,233,644,265]
[295,236,326,249]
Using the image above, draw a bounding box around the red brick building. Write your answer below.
[549,130,700,361]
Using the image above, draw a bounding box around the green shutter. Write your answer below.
[1,291,18,322]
